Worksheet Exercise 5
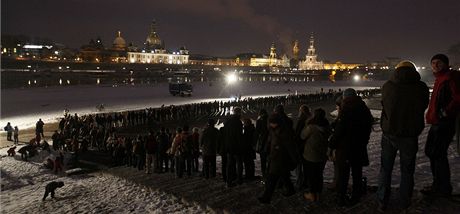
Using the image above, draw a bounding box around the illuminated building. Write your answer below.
[323,61,361,70]
[127,20,189,64]
[249,43,290,67]
[298,34,324,70]
[292,40,299,60]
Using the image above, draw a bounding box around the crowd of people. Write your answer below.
[3,54,459,211]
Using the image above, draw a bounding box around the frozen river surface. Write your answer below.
[1,80,383,129]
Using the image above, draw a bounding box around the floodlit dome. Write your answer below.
[113,31,126,50]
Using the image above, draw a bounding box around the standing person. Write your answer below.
[242,118,256,180]
[255,109,269,179]
[329,88,374,206]
[377,61,429,210]
[36,119,45,138]
[4,122,13,141]
[224,107,244,187]
[201,119,219,179]
[170,128,184,178]
[13,126,19,145]
[295,105,312,190]
[181,125,193,177]
[258,113,298,204]
[157,127,170,173]
[422,54,460,197]
[191,127,200,173]
[301,108,330,202]
[145,131,158,174]
[217,126,228,182]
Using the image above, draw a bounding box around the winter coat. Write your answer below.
[242,124,256,159]
[255,116,268,154]
[426,69,460,125]
[170,134,183,157]
[301,124,330,162]
[329,96,374,166]
[267,125,298,175]
[223,115,243,155]
[381,67,430,137]
[45,181,64,192]
[201,126,219,156]
[145,135,157,154]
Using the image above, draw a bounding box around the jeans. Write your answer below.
[425,123,455,194]
[377,134,418,208]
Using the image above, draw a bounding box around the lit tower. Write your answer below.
[145,19,164,50]
[269,42,277,66]
[306,33,317,62]
[293,40,299,60]
[298,33,323,70]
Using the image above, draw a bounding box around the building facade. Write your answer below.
[299,34,324,70]
[127,20,189,64]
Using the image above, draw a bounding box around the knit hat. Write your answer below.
[396,60,416,71]
[343,88,357,98]
[431,54,449,65]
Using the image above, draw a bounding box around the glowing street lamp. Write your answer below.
[353,74,361,81]
[226,73,238,84]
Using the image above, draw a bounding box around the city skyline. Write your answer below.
[2,0,460,65]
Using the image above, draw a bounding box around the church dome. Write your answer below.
[113,31,126,50]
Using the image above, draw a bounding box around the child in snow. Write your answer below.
[42,181,64,201]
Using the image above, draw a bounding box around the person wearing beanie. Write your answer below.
[329,87,374,206]
[377,60,429,210]
[422,54,460,197]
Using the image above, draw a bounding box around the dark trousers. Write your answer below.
[243,155,255,179]
[227,154,243,185]
[425,124,455,194]
[136,154,145,170]
[43,187,55,200]
[337,160,363,200]
[303,159,326,193]
[260,172,295,201]
[184,154,192,176]
[175,155,185,178]
[377,134,418,208]
[159,152,169,172]
[203,155,216,178]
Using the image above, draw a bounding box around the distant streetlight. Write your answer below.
[226,73,238,84]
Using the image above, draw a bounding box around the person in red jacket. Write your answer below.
[422,54,460,197]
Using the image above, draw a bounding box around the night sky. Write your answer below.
[2,0,460,65]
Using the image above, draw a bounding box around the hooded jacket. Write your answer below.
[381,67,430,137]
[426,69,460,125]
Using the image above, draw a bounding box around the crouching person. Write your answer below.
[42,181,64,201]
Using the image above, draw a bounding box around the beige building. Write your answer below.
[127,20,189,64]
[299,34,324,70]
[249,43,290,67]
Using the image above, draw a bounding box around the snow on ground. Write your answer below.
[0,147,208,213]
[1,124,459,213]
[0,80,384,130]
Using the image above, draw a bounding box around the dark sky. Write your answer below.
[2,0,460,65]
